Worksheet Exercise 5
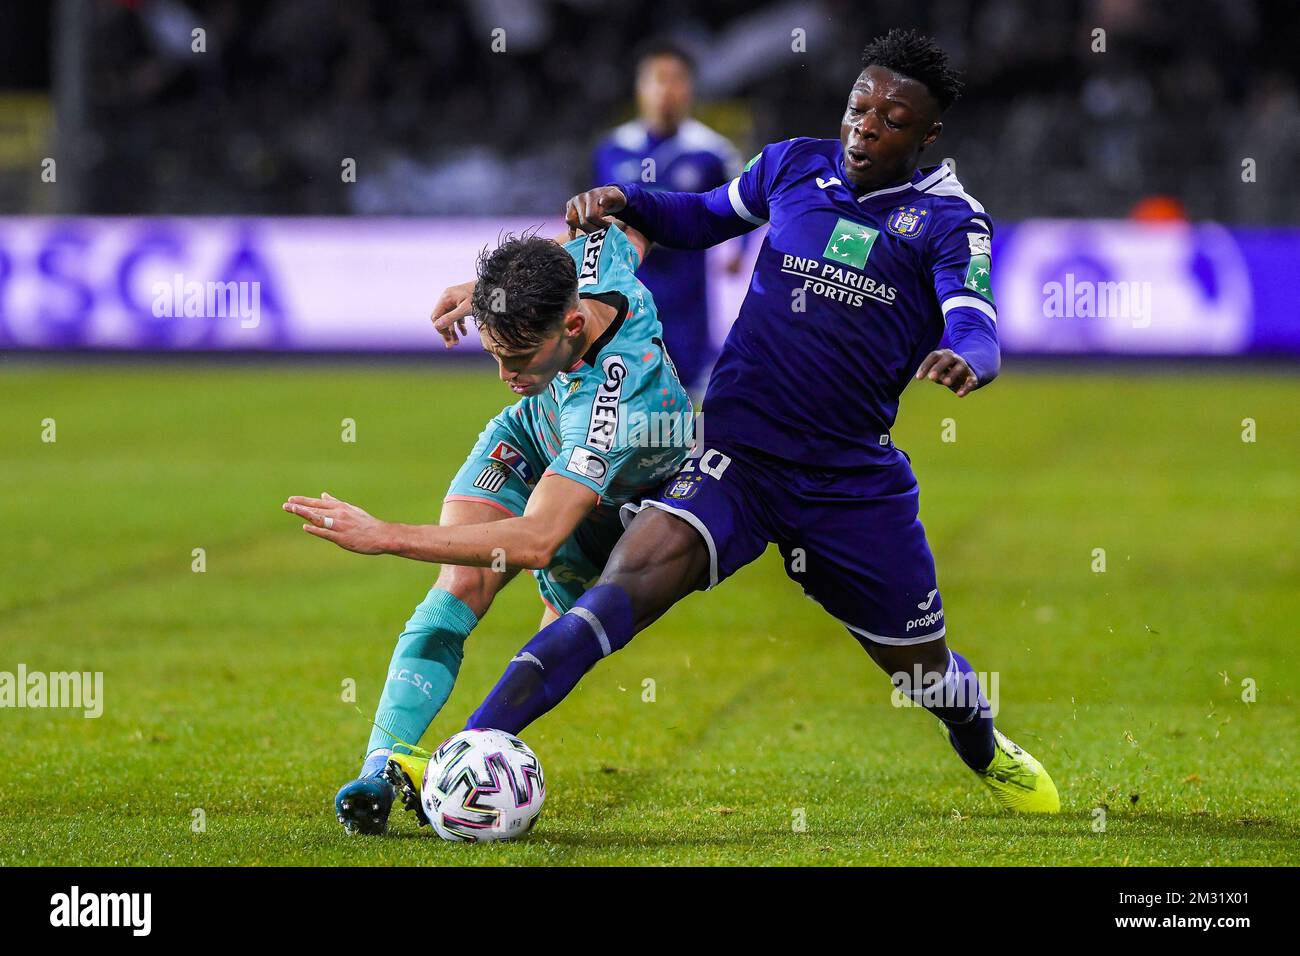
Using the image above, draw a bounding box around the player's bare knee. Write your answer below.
[598,507,706,625]
[865,636,950,682]
[434,564,499,618]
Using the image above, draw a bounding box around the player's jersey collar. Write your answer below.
[577,290,629,367]
[834,155,952,203]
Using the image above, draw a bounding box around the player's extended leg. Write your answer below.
[783,455,1059,813]
[365,499,518,754]
[856,635,988,767]
[336,499,517,835]
[857,634,991,773]
[465,507,708,734]
[860,634,1059,813]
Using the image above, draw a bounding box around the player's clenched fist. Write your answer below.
[565,186,627,235]
[916,349,980,397]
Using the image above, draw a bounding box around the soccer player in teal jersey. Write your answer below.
[282,223,692,834]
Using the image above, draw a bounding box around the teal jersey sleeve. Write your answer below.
[562,224,642,294]
[541,229,692,500]
[548,351,689,501]
[548,353,636,497]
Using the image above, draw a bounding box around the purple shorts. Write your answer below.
[621,442,945,646]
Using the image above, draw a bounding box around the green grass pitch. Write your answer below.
[1,361,1296,866]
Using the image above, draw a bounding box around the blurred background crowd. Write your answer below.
[1,0,1298,223]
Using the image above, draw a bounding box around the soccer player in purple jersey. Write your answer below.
[434,29,1059,813]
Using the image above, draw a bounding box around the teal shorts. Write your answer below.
[444,408,605,615]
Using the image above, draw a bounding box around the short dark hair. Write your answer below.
[634,38,696,77]
[471,232,578,352]
[860,29,964,112]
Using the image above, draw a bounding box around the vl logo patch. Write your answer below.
[822,217,878,269]
[489,441,534,483]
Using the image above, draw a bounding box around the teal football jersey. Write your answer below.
[509,225,693,509]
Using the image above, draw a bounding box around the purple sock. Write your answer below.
[466,584,636,735]
[903,650,996,771]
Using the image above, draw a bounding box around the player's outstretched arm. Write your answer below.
[282,475,598,570]
[552,218,651,266]
[566,181,756,250]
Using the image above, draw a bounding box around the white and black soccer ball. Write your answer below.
[420,729,546,843]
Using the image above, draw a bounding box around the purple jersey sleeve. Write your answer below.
[930,216,1000,385]
[614,140,794,249]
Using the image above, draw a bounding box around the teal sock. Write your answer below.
[366,588,478,757]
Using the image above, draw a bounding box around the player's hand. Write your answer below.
[282,492,391,555]
[916,349,979,397]
[431,280,476,348]
[565,186,626,235]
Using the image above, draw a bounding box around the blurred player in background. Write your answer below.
[592,40,748,395]
[283,223,691,834]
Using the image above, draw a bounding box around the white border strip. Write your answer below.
[856,179,914,203]
[941,295,998,323]
[620,499,720,589]
[914,165,952,192]
[727,178,766,225]
[843,620,947,646]
[569,607,612,657]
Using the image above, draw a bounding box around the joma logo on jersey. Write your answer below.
[577,229,607,288]
[822,217,878,268]
[585,355,626,452]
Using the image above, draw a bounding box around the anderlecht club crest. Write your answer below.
[885,205,929,239]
